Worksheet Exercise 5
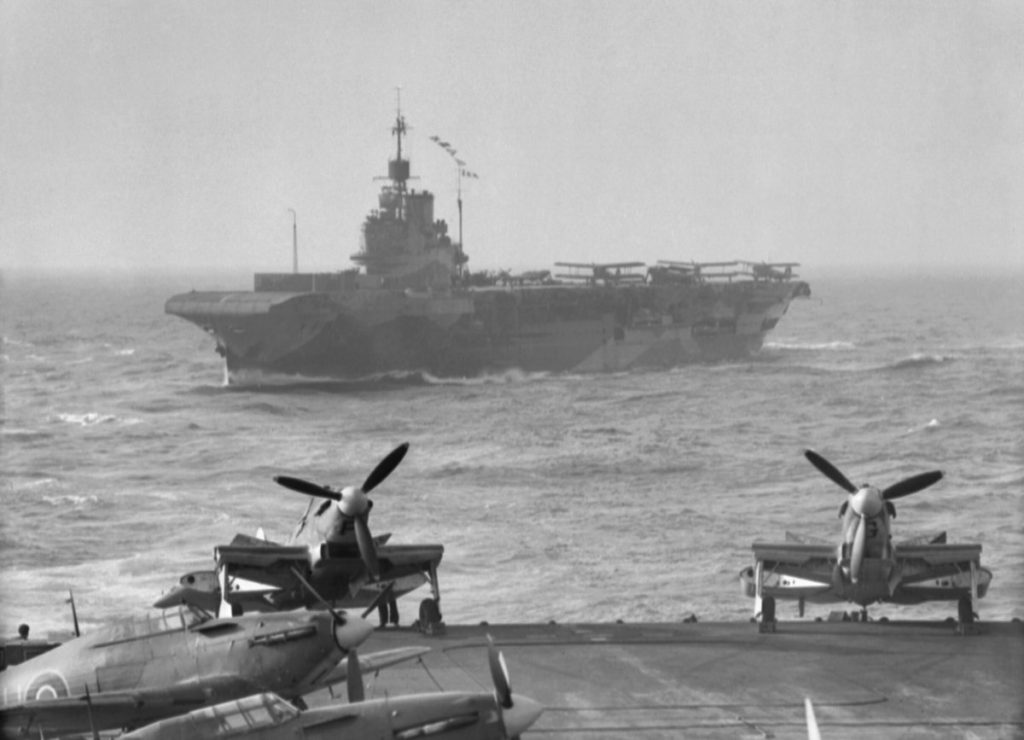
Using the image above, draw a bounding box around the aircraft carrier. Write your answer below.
[166,106,810,383]
[321,619,1024,739]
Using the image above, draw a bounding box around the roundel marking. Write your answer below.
[25,670,71,702]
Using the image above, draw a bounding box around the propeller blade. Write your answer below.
[346,650,365,703]
[883,470,943,500]
[354,516,381,580]
[361,582,396,620]
[849,517,867,584]
[275,475,340,500]
[289,497,317,544]
[487,635,513,709]
[362,442,409,494]
[288,566,348,625]
[804,450,857,493]
[68,590,81,638]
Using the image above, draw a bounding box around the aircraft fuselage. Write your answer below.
[0,609,371,736]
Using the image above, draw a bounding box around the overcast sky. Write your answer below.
[2,1,1021,276]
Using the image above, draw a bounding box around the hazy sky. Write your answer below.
[2,1,1021,276]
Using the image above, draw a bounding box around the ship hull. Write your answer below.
[168,279,809,383]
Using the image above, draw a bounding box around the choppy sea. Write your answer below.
[2,268,1022,637]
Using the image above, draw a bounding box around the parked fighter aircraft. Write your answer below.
[740,450,992,630]
[0,601,428,738]
[120,637,543,740]
[554,261,646,285]
[156,443,445,629]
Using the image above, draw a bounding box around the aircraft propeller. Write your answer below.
[275,442,410,579]
[804,450,943,582]
[288,566,370,652]
[346,650,365,703]
[487,635,544,738]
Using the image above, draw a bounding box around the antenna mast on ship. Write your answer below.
[430,130,478,275]
[389,87,410,220]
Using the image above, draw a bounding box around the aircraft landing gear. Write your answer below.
[759,596,777,633]
[416,562,445,635]
[419,598,444,635]
[956,595,978,635]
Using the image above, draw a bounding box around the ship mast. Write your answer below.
[287,208,297,273]
[430,133,477,275]
[388,88,410,220]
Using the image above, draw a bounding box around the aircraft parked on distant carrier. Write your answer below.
[740,449,993,631]
[156,443,446,630]
[120,638,542,740]
[0,600,427,738]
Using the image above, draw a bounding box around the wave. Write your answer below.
[41,494,99,507]
[765,340,856,351]
[55,412,117,426]
[5,477,61,493]
[1,428,54,442]
[881,353,956,371]
[52,412,142,427]
[422,368,552,386]
[902,418,941,435]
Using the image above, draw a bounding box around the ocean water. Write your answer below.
[1,267,1022,637]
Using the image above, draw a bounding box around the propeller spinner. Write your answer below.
[275,442,410,579]
[804,450,943,582]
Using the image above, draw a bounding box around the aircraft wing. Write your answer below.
[215,541,311,589]
[895,543,985,583]
[890,542,991,603]
[0,675,261,737]
[747,542,839,601]
[313,646,431,690]
[753,542,836,568]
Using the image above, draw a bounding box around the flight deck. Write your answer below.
[314,619,1024,739]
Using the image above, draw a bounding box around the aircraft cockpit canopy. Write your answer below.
[178,693,299,737]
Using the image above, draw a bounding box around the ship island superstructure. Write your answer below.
[166,106,810,383]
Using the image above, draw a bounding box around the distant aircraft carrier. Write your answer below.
[166,104,810,383]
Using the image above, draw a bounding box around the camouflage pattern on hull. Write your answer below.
[167,278,807,382]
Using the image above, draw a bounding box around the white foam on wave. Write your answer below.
[765,340,856,351]
[42,494,99,507]
[903,418,941,435]
[56,412,117,426]
[422,368,551,386]
[9,477,60,491]
[52,411,143,427]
